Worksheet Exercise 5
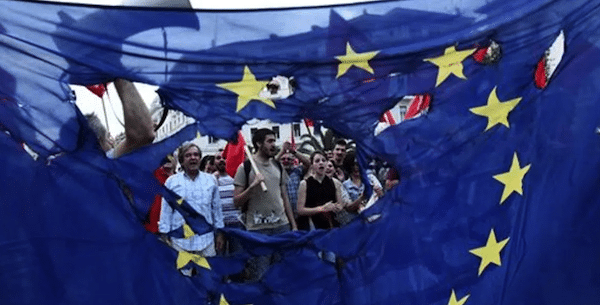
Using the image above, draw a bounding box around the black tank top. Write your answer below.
[304,175,337,229]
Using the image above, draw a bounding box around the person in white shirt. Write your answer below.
[159,143,224,257]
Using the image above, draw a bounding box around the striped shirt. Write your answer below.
[216,173,241,226]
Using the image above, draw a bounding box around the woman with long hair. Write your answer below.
[296,151,343,230]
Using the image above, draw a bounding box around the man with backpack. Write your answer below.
[233,128,297,282]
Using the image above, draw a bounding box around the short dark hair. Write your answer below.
[252,128,275,151]
[200,155,215,171]
[309,151,326,164]
[177,143,201,165]
[334,139,347,147]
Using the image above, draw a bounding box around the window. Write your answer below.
[398,106,407,122]
[293,123,301,137]
[272,126,280,139]
[208,136,218,144]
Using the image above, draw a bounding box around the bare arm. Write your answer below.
[334,179,344,209]
[281,183,297,230]
[293,150,311,169]
[233,172,264,209]
[112,79,155,158]
[275,141,289,162]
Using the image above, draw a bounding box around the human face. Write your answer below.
[325,160,335,178]
[215,154,226,172]
[312,153,327,176]
[204,160,216,173]
[258,134,277,158]
[333,144,346,163]
[181,146,201,174]
[280,153,295,170]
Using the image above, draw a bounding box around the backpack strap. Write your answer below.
[244,158,283,189]
[243,159,252,190]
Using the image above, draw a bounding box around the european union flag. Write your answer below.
[1,0,600,304]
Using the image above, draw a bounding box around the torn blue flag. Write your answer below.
[1,0,600,304]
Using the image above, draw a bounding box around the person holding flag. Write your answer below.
[233,128,297,282]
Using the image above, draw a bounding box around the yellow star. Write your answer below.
[469,228,509,276]
[447,289,470,305]
[219,294,252,305]
[176,250,211,270]
[469,87,522,131]
[196,131,202,140]
[219,294,230,305]
[176,198,184,205]
[182,224,194,239]
[493,152,531,204]
[424,46,476,87]
[335,42,379,78]
[217,65,273,112]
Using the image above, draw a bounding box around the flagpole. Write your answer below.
[244,145,268,192]
[100,86,110,136]
[303,119,313,138]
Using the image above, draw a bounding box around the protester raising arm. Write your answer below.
[111,79,155,158]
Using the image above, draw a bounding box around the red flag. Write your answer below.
[534,31,565,89]
[534,58,548,89]
[303,118,314,127]
[380,110,397,125]
[405,94,431,120]
[86,83,107,98]
[222,131,246,178]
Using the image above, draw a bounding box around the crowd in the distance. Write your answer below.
[84,79,399,281]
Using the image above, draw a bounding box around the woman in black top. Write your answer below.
[297,151,343,230]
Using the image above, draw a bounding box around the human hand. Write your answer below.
[385,179,399,191]
[250,173,265,189]
[282,141,291,152]
[321,201,337,213]
[374,186,384,197]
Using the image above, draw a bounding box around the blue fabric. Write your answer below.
[1,0,600,304]
[159,171,223,251]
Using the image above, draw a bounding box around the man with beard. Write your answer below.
[331,139,349,181]
[332,139,348,168]
[214,151,243,255]
[233,128,297,282]
[159,143,224,261]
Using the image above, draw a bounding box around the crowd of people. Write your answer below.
[84,79,400,281]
